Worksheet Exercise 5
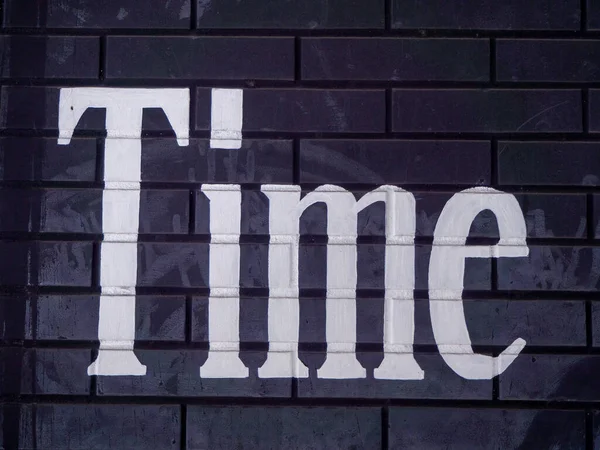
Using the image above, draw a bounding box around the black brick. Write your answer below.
[187,407,381,449]
[35,295,98,340]
[497,40,600,82]
[392,0,580,30]
[0,36,99,79]
[497,246,600,291]
[499,355,600,401]
[38,241,93,287]
[196,89,386,133]
[0,242,29,286]
[31,349,91,395]
[0,137,97,182]
[136,296,186,342]
[517,194,587,238]
[393,90,582,133]
[299,140,490,185]
[0,189,36,232]
[19,404,180,449]
[4,0,190,29]
[139,190,189,234]
[106,37,294,80]
[301,38,489,82]
[141,139,293,184]
[39,189,102,233]
[589,0,600,30]
[389,408,585,449]
[498,142,600,186]
[0,296,30,340]
[196,0,384,29]
[594,195,600,238]
[587,90,600,133]
[137,243,208,288]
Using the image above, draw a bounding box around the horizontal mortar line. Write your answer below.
[0,287,598,301]
[8,78,600,89]
[0,342,595,355]
[1,396,600,410]
[2,28,600,38]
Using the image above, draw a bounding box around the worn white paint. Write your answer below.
[429,187,529,380]
[200,184,248,378]
[58,87,189,376]
[210,88,243,149]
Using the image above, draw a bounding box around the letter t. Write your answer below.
[58,88,189,376]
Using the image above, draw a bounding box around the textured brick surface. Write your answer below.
[187,407,381,449]
[393,90,582,133]
[392,0,580,30]
[301,38,489,81]
[196,0,384,29]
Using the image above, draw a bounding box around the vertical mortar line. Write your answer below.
[294,35,301,83]
[180,404,187,450]
[189,0,197,30]
[99,35,106,82]
[384,0,391,30]
[586,409,594,450]
[381,405,389,450]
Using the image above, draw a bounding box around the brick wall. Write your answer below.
[1,0,599,448]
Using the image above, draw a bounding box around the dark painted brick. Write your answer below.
[0,296,31,340]
[389,408,585,449]
[497,246,600,291]
[299,140,490,185]
[137,243,208,288]
[498,142,600,186]
[4,0,190,28]
[187,407,381,449]
[196,89,385,133]
[96,350,291,397]
[518,194,587,238]
[31,349,91,395]
[0,87,182,133]
[0,36,99,79]
[593,412,600,449]
[392,0,580,30]
[40,189,102,233]
[136,296,186,342]
[0,243,29,285]
[36,295,98,340]
[591,302,600,348]
[0,349,31,394]
[38,241,93,287]
[393,90,582,133]
[0,189,36,232]
[414,299,586,348]
[298,353,490,399]
[0,137,96,182]
[500,355,600,401]
[196,0,384,29]
[301,38,489,81]
[106,37,293,80]
[587,91,600,133]
[589,0,600,30]
[595,195,600,238]
[139,190,189,234]
[142,139,293,184]
[497,39,600,82]
[19,404,180,449]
